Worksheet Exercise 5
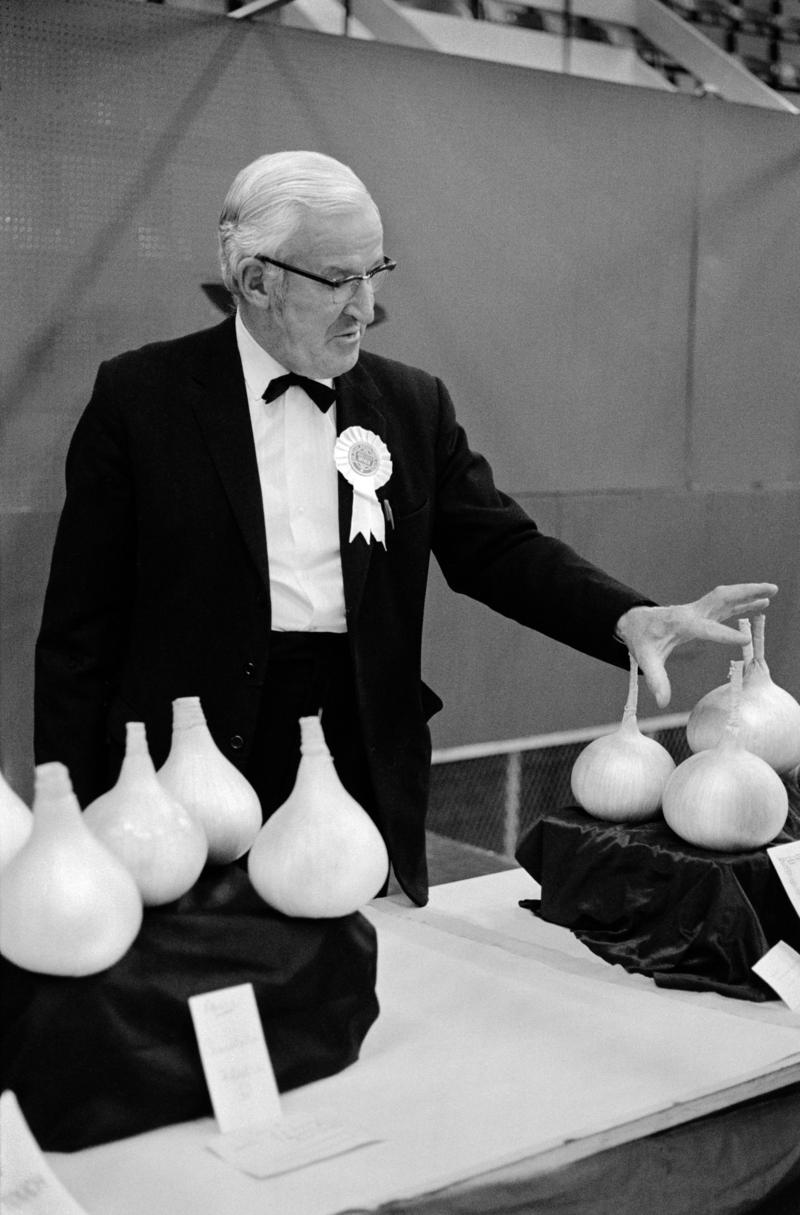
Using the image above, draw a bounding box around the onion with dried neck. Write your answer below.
[248,715,389,917]
[0,765,32,870]
[0,762,143,975]
[663,661,788,851]
[157,697,262,864]
[687,614,800,774]
[570,656,675,822]
[83,721,208,905]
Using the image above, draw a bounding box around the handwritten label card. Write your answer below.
[768,839,800,921]
[0,1091,88,1215]
[189,983,282,1134]
[206,1113,382,1179]
[190,983,382,1180]
[752,941,800,1011]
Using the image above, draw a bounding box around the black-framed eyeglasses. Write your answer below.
[255,254,396,301]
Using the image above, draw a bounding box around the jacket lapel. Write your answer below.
[183,319,271,597]
[335,360,388,626]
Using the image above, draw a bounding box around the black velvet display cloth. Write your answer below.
[515,791,800,1002]
[0,867,379,1151]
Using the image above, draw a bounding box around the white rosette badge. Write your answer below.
[334,426,392,547]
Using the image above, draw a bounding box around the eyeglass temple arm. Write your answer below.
[256,254,396,289]
[255,255,335,288]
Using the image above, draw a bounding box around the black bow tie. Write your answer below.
[262,373,336,413]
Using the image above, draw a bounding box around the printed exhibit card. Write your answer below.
[753,841,800,1010]
[768,839,800,921]
[189,983,381,1180]
[752,941,800,1011]
[0,1091,88,1215]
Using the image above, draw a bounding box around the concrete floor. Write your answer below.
[425,831,516,886]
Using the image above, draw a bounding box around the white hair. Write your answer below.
[218,150,380,296]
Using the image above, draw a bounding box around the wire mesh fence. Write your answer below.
[428,715,692,860]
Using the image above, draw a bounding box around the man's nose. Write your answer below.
[343,279,375,325]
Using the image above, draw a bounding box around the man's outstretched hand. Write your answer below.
[615,583,779,709]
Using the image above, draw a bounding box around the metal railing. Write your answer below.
[429,713,692,859]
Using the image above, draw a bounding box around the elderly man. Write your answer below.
[34,150,775,904]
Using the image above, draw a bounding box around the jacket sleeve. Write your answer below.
[428,376,655,670]
[34,362,137,805]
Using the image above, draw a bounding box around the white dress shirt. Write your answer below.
[235,311,346,632]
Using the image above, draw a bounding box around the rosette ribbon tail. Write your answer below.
[350,481,386,547]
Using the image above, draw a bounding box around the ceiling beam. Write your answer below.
[227,0,296,20]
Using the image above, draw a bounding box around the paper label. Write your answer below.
[752,941,800,1011]
[188,983,282,1134]
[0,1091,88,1214]
[767,839,800,921]
[206,1112,382,1179]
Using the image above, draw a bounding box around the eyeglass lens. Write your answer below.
[335,266,391,300]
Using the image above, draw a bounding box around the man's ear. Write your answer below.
[238,258,270,305]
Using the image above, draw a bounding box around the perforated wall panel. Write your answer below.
[1,0,798,798]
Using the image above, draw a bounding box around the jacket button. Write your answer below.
[229,734,244,751]
[243,661,256,678]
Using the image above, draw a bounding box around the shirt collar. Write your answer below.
[235,310,334,399]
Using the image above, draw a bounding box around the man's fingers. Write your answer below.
[681,619,752,646]
[695,583,778,621]
[617,583,779,709]
[710,595,774,618]
[638,655,672,709]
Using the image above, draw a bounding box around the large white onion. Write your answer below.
[687,614,800,774]
[0,762,143,976]
[0,765,32,870]
[157,696,262,864]
[664,661,788,851]
[83,721,208,905]
[570,656,675,822]
[248,715,389,917]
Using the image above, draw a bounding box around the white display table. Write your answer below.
[44,870,800,1214]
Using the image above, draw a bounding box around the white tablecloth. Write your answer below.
[44,870,800,1215]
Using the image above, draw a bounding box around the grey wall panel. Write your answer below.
[2,1,698,507]
[424,488,800,749]
[554,486,800,720]
[1,0,798,792]
[352,67,699,495]
[692,103,800,489]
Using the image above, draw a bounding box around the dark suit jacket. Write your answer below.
[35,317,650,904]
